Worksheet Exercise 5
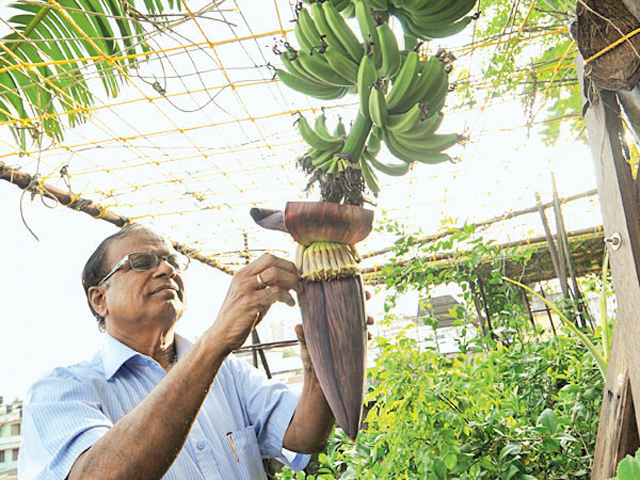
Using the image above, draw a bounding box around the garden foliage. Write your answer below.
[279,221,607,479]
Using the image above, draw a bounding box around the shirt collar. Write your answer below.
[101,332,192,381]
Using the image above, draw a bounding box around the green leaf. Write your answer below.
[499,442,522,462]
[537,408,558,434]
[444,453,457,470]
[613,454,640,480]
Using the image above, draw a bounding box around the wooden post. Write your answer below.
[551,175,593,329]
[578,53,640,479]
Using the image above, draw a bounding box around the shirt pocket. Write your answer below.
[226,426,267,480]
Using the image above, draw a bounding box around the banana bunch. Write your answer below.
[276,1,367,100]
[275,0,467,202]
[390,0,478,40]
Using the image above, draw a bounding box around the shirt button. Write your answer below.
[196,441,205,450]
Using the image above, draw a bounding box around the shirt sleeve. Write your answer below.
[228,357,310,471]
[18,368,112,480]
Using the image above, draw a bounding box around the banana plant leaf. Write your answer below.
[0,0,178,150]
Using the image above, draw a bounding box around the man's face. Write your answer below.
[95,228,187,334]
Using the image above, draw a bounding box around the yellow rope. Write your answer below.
[584,26,640,64]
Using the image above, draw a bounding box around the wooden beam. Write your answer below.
[592,326,639,477]
[578,53,640,479]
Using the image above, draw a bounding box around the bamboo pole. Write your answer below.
[361,189,598,260]
[1,161,235,275]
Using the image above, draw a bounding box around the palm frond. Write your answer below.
[0,0,178,150]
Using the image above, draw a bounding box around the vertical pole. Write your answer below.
[551,174,593,330]
[244,233,272,379]
[535,192,569,300]
[538,284,557,336]
[520,286,536,329]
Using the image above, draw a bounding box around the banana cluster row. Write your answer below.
[296,112,354,177]
[295,241,361,281]
[358,46,464,194]
[276,0,366,100]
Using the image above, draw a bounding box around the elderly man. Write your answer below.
[18,223,335,479]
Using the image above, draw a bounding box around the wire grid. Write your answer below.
[0,0,605,270]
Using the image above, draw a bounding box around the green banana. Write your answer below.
[314,111,340,143]
[354,0,382,69]
[341,112,374,162]
[393,10,424,41]
[385,49,419,113]
[409,0,476,25]
[366,149,412,176]
[386,101,428,132]
[280,49,322,84]
[421,61,449,114]
[367,127,382,155]
[309,147,336,167]
[368,80,388,127]
[298,7,323,48]
[368,0,389,11]
[360,148,381,194]
[376,19,402,79]
[357,52,377,118]
[402,0,454,18]
[297,50,353,86]
[389,56,448,116]
[393,111,444,140]
[294,17,315,53]
[322,0,365,63]
[414,16,473,39]
[322,46,359,84]
[383,128,461,163]
[334,117,347,137]
[413,152,452,164]
[276,69,349,100]
[331,0,352,13]
[381,127,415,162]
[412,131,463,152]
[311,1,351,58]
[299,115,346,150]
[341,2,356,18]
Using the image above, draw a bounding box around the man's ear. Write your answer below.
[88,286,108,318]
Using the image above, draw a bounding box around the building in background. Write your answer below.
[0,396,22,477]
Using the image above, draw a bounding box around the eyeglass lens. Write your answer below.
[129,253,187,272]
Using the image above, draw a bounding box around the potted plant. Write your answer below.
[253,0,477,440]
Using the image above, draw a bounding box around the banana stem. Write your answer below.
[342,112,373,165]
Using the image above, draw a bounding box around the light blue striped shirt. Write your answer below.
[18,333,309,479]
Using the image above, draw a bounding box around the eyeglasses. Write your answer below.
[98,252,190,286]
